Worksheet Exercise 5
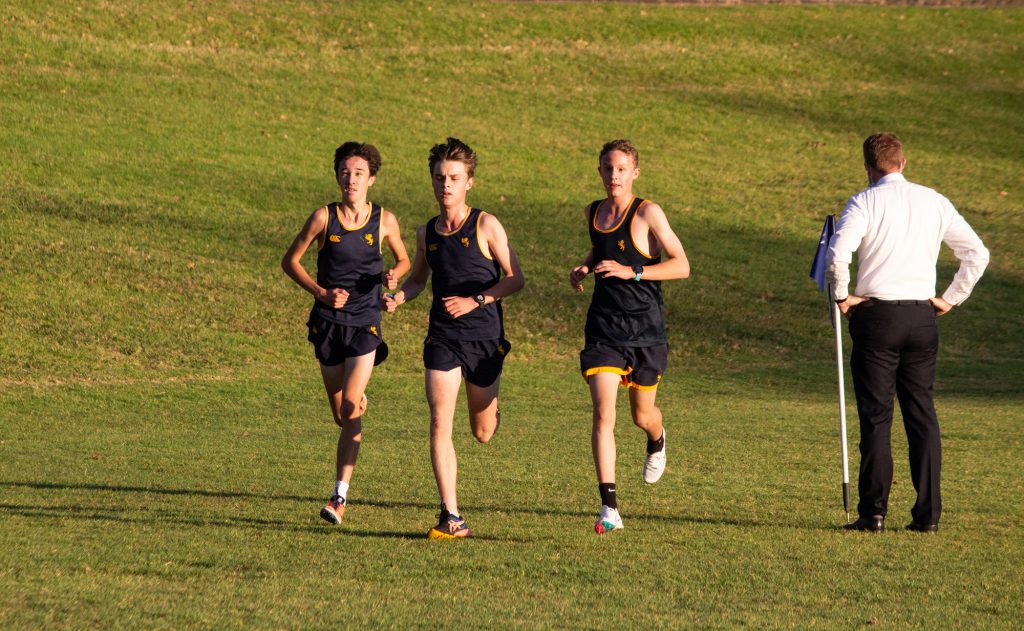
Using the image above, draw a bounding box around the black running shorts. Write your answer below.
[307,311,388,367]
[579,342,668,390]
[423,336,511,388]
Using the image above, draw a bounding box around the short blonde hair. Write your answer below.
[600,139,639,167]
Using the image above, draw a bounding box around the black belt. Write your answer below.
[867,298,931,306]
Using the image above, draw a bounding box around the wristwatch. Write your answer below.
[632,264,644,282]
[474,294,486,307]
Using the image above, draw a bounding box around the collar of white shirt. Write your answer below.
[872,172,906,187]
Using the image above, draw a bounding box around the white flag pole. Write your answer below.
[829,283,852,523]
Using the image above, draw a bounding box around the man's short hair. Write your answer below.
[600,139,639,167]
[428,137,477,177]
[334,142,382,176]
[863,133,904,172]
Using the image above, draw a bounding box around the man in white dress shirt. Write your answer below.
[827,133,989,534]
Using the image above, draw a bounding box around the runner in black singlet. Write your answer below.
[386,138,524,540]
[282,142,410,525]
[584,195,666,349]
[569,139,691,535]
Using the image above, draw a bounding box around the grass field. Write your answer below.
[2,2,1023,628]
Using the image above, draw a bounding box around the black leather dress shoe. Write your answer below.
[844,515,884,532]
[905,522,938,533]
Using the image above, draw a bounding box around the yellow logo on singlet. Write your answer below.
[428,243,438,252]
[460,237,470,248]
[329,234,341,243]
[617,239,625,251]
[364,233,374,246]
[369,326,378,336]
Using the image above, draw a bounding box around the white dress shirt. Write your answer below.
[826,173,989,305]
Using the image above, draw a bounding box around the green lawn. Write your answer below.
[2,2,1022,628]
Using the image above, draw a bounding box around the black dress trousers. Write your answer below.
[848,300,942,525]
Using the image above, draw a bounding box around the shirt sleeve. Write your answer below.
[940,202,990,305]
[825,197,867,301]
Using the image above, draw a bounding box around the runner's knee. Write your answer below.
[473,425,494,444]
[471,412,498,443]
[430,415,454,439]
[631,405,660,430]
[340,397,362,423]
[592,407,616,428]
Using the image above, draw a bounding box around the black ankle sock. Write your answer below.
[646,431,665,455]
[598,483,617,510]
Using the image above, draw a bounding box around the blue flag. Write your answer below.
[809,215,835,292]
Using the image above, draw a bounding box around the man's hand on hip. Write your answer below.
[839,295,867,316]
[930,297,953,316]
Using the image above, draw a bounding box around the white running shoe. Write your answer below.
[643,429,666,484]
[594,505,624,534]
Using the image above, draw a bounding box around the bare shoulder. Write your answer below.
[381,209,400,226]
[636,199,666,217]
[636,200,671,227]
[307,205,329,229]
[477,211,506,235]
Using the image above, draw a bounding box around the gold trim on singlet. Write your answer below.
[591,197,635,234]
[476,211,493,260]
[336,201,373,231]
[317,205,330,252]
[377,207,385,255]
[629,199,656,260]
[433,206,473,237]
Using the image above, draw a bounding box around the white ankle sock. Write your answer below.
[334,481,349,501]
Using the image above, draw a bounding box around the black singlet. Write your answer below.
[313,202,383,326]
[585,197,666,346]
[424,207,503,341]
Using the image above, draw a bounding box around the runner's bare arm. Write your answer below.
[384,224,429,312]
[282,207,349,308]
[381,210,411,291]
[570,205,595,291]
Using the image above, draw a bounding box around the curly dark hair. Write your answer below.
[334,142,382,176]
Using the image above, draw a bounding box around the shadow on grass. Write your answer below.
[0,501,528,542]
[0,481,535,541]
[0,479,316,502]
[0,501,326,533]
[1,480,812,533]
[635,510,842,532]
[340,528,526,543]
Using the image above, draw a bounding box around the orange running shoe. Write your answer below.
[427,509,471,540]
[320,495,346,524]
